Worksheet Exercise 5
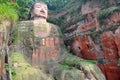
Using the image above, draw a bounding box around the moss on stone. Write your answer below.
[61,51,96,67]
[9,52,53,80]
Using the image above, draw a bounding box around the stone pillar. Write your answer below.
[115,27,120,57]
[98,31,120,80]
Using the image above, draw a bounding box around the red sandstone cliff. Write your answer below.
[63,0,120,80]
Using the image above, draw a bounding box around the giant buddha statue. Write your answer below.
[10,1,106,80]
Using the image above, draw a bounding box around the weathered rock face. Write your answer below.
[63,3,120,80]
[78,21,96,32]
[100,31,119,59]
[61,0,120,80]
[115,27,120,57]
[100,62,120,80]
[71,35,97,60]
[70,28,120,80]
[0,20,12,80]
[0,54,4,80]
[99,31,120,80]
[71,37,82,57]
[0,32,4,80]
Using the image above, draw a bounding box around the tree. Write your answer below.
[16,0,34,20]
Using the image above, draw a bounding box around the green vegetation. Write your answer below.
[65,23,120,41]
[45,0,72,13]
[61,51,96,66]
[16,0,34,20]
[99,0,110,8]
[0,0,9,3]
[10,52,53,80]
[0,0,89,21]
[48,14,86,32]
[78,0,88,4]
[48,0,80,14]
[98,6,120,25]
[0,2,18,22]
[47,17,62,26]
[47,16,65,31]
[90,24,120,39]
[66,15,85,26]
[47,0,88,30]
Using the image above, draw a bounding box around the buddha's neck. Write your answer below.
[33,18,51,37]
[33,17,47,23]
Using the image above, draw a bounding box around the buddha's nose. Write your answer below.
[40,9,45,13]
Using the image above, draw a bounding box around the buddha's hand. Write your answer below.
[77,62,106,80]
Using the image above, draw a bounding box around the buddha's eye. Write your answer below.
[36,6,41,8]
[44,7,47,10]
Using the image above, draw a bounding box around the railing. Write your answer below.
[64,21,96,40]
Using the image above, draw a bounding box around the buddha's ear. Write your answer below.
[28,11,34,20]
[30,12,34,18]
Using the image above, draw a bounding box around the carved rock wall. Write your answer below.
[71,35,97,60]
[99,30,120,80]
[64,1,120,79]
[0,54,5,80]
[69,27,120,80]
[101,31,119,59]
[115,27,120,57]
[0,20,12,80]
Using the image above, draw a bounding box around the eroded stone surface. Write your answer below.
[71,35,97,60]
[100,31,119,59]
[115,27,120,57]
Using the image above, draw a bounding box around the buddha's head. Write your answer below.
[30,2,48,20]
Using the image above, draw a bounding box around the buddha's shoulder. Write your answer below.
[15,20,33,26]
[48,23,63,37]
[49,23,60,31]
[15,21,33,31]
[19,20,33,24]
[49,23,57,27]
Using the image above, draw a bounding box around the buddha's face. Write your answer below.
[32,2,48,19]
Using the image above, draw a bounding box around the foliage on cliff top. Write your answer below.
[90,24,120,39]
[16,0,34,20]
[98,6,120,25]
[0,2,18,22]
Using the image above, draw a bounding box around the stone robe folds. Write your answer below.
[13,21,64,72]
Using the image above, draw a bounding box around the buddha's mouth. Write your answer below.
[40,10,45,14]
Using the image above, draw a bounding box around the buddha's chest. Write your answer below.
[32,36,60,63]
[33,23,50,37]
